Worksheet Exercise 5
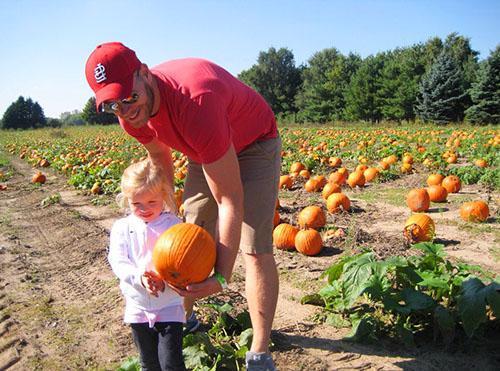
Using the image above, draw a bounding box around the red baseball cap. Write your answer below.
[85,42,142,109]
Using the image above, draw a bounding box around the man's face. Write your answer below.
[102,70,155,128]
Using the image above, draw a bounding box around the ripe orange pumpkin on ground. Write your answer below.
[329,171,347,185]
[290,162,305,173]
[347,171,365,188]
[297,205,326,229]
[322,182,342,200]
[426,185,448,202]
[279,175,293,190]
[304,178,321,192]
[152,223,216,288]
[426,173,444,186]
[406,188,430,212]
[32,171,46,184]
[442,175,461,193]
[474,159,488,168]
[363,167,379,182]
[326,193,351,213]
[459,201,489,222]
[404,214,435,243]
[295,229,323,256]
[273,223,298,250]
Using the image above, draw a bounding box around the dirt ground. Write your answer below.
[0,155,499,371]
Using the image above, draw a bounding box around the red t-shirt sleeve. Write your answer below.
[185,93,231,164]
[119,119,155,145]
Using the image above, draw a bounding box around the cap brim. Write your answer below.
[94,75,134,110]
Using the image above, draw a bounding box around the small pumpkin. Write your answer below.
[347,171,365,188]
[304,178,321,192]
[459,201,489,222]
[442,175,461,193]
[295,229,323,256]
[326,193,351,213]
[426,174,444,186]
[290,162,305,173]
[152,223,216,288]
[322,182,342,200]
[279,175,293,190]
[363,167,379,182]
[426,185,448,202]
[403,214,435,243]
[273,223,298,250]
[32,171,46,184]
[297,205,326,229]
[406,188,430,212]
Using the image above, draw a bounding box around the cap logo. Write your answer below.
[94,63,107,83]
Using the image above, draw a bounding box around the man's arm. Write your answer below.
[143,137,174,190]
[201,144,244,283]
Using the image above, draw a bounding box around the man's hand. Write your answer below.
[141,271,165,297]
[167,276,223,300]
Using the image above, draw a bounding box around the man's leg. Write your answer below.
[244,252,279,353]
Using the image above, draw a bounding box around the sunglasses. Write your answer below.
[101,92,139,114]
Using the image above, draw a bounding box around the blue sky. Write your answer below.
[0,0,498,118]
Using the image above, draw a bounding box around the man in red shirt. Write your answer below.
[86,42,280,370]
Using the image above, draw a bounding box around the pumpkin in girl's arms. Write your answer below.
[152,223,216,289]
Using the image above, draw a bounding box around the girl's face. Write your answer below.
[128,189,164,223]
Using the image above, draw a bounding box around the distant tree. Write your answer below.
[1,96,46,129]
[238,47,302,116]
[46,118,63,127]
[415,51,468,124]
[465,45,500,124]
[295,48,361,122]
[378,45,428,121]
[81,97,118,125]
[344,53,386,122]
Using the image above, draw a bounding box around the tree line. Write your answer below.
[1,32,498,130]
[239,33,499,125]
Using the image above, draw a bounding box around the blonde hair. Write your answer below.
[116,159,176,214]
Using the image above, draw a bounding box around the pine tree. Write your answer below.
[1,96,46,129]
[81,97,118,125]
[415,52,468,124]
[465,46,500,124]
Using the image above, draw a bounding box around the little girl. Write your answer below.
[109,159,186,370]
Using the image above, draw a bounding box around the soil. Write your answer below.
[0,156,499,371]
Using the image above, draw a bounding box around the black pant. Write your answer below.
[130,322,185,371]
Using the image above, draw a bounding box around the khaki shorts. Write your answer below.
[182,136,281,254]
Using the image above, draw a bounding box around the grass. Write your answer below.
[352,186,406,207]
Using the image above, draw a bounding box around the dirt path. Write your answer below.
[1,156,499,370]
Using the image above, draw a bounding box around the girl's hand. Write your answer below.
[141,271,165,297]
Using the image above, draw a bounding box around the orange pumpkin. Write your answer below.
[328,171,347,185]
[295,229,323,256]
[363,167,379,182]
[312,175,327,189]
[426,185,448,202]
[279,175,293,190]
[297,206,326,229]
[459,201,489,222]
[328,157,342,167]
[273,223,298,250]
[442,175,461,193]
[290,162,306,173]
[152,223,216,288]
[347,171,366,188]
[322,182,342,200]
[326,193,351,213]
[378,160,390,170]
[406,188,430,212]
[299,169,311,179]
[304,178,321,192]
[32,171,46,184]
[474,159,488,168]
[403,214,435,243]
[426,174,444,186]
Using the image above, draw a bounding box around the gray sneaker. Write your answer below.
[184,312,200,334]
[245,352,276,371]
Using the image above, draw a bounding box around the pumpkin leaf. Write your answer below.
[300,293,325,306]
[344,315,378,343]
[457,277,488,338]
[434,305,455,344]
[401,288,435,311]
